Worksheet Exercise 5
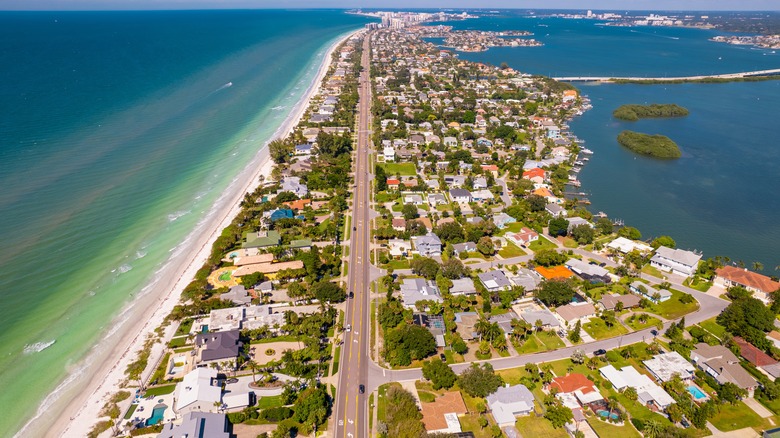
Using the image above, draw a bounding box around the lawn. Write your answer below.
[515,411,569,438]
[167,337,188,348]
[684,276,713,292]
[498,222,525,234]
[174,319,194,336]
[418,390,437,403]
[709,401,768,432]
[459,413,494,438]
[583,318,628,340]
[498,242,527,258]
[123,404,138,420]
[331,345,341,375]
[562,237,579,248]
[374,191,398,203]
[625,314,662,331]
[587,417,642,438]
[376,382,400,424]
[380,162,417,176]
[144,384,177,397]
[698,318,727,340]
[648,289,700,320]
[256,395,284,409]
[641,265,666,279]
[528,238,557,252]
[384,259,410,270]
[515,331,566,354]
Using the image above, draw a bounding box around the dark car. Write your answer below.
[593,349,607,356]
[226,378,239,384]
[651,329,658,336]
[353,226,356,231]
[440,353,447,362]
[359,384,365,394]
[349,291,354,299]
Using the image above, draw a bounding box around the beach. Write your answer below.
[31,29,358,438]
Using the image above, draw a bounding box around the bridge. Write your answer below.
[553,68,780,82]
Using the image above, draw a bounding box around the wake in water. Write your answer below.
[167,210,190,222]
[23,340,56,354]
[629,29,679,40]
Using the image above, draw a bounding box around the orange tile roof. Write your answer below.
[535,265,575,280]
[734,337,777,367]
[283,199,311,211]
[523,168,545,179]
[421,392,467,431]
[551,373,596,394]
[716,265,780,294]
[532,187,554,198]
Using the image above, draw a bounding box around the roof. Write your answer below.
[233,260,304,277]
[550,373,597,395]
[692,343,739,363]
[565,258,609,278]
[449,188,472,198]
[734,337,777,367]
[643,352,695,382]
[606,236,653,254]
[450,278,477,295]
[555,303,596,322]
[232,253,275,266]
[175,368,222,411]
[220,285,252,306]
[157,412,230,438]
[653,246,702,268]
[630,281,671,299]
[519,310,560,327]
[599,365,673,407]
[195,330,241,362]
[486,385,535,425]
[716,265,780,294]
[532,187,554,198]
[705,357,758,389]
[243,230,281,248]
[535,265,575,280]
[421,391,467,432]
[400,278,443,307]
[478,270,512,290]
[599,293,641,310]
[522,168,545,179]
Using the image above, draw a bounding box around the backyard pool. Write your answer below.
[596,410,620,420]
[687,385,707,400]
[145,405,167,426]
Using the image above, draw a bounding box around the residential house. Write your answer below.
[506,268,542,291]
[473,176,488,190]
[268,208,294,222]
[173,368,223,414]
[550,373,604,408]
[392,218,407,231]
[629,281,671,303]
[383,145,396,162]
[444,175,467,188]
[606,237,653,254]
[451,242,476,256]
[643,352,696,382]
[404,194,424,205]
[532,187,559,204]
[555,303,596,326]
[443,136,458,147]
[535,265,575,281]
[522,168,546,184]
[691,343,758,395]
[157,412,231,438]
[715,266,780,303]
[427,193,447,207]
[388,239,412,258]
[471,189,494,202]
[486,385,535,427]
[220,285,252,306]
[412,233,443,257]
[449,188,472,204]
[733,337,778,369]
[194,330,242,370]
[650,246,702,278]
[400,278,443,309]
[421,392,468,434]
[506,227,539,247]
[599,293,641,311]
[386,178,400,190]
[599,365,676,410]
[294,143,313,156]
[565,217,591,232]
[454,312,479,341]
[565,259,611,283]
[243,230,281,249]
[278,176,308,198]
[519,309,561,330]
[478,270,513,293]
[492,212,516,229]
[545,203,567,217]
[450,277,478,296]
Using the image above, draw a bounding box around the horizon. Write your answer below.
[2,1,779,12]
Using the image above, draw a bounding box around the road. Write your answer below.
[333,33,372,438]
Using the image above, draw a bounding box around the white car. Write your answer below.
[346,324,352,332]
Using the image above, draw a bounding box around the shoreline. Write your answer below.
[24,29,357,438]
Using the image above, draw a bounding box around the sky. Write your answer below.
[1,0,778,11]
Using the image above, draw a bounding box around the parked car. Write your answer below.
[593,349,606,356]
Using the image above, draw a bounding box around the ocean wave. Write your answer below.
[135,250,147,259]
[23,340,56,354]
[167,210,190,222]
[117,264,132,274]
[272,105,286,110]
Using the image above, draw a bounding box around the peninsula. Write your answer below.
[618,130,682,158]
[613,103,689,121]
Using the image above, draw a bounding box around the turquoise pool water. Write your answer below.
[687,385,707,400]
[145,405,166,426]
[596,410,619,420]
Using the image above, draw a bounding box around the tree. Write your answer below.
[533,249,568,267]
[422,358,457,390]
[375,164,387,191]
[440,257,469,279]
[402,203,419,220]
[536,279,575,307]
[568,320,582,343]
[726,286,752,301]
[548,217,569,237]
[292,385,330,430]
[458,363,503,398]
[718,382,747,404]
[571,349,586,364]
[435,222,465,243]
[623,386,638,401]
[618,226,642,240]
[595,217,614,235]
[544,404,573,429]
[643,419,663,438]
[477,236,495,256]
[310,281,346,303]
[269,139,293,164]
[651,235,676,249]
[451,333,468,354]
[526,194,546,212]
[409,257,440,280]
[385,386,426,438]
[717,297,776,346]
[570,224,595,245]
[384,324,437,366]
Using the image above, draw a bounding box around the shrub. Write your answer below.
[631,417,645,431]
[260,406,294,422]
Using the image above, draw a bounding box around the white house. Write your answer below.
[600,365,676,410]
[486,385,535,427]
[174,368,222,414]
[650,246,702,277]
[629,281,671,303]
[383,145,396,162]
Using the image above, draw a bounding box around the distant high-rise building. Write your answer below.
[587,10,593,17]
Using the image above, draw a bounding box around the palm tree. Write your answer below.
[643,419,663,438]
[753,261,764,272]
[246,360,259,383]
[606,395,619,417]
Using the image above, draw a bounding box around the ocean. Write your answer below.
[0,10,367,436]
[431,13,780,269]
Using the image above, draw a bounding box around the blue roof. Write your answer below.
[270,209,294,221]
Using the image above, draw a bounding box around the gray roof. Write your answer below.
[478,270,512,291]
[400,278,443,308]
[519,309,560,327]
[507,268,541,291]
[565,258,610,278]
[157,412,230,438]
[652,246,702,268]
[490,312,519,334]
[221,285,252,306]
[486,385,535,425]
[450,277,477,295]
[449,188,472,198]
[195,330,242,362]
[415,233,442,247]
[452,242,476,253]
[545,203,564,214]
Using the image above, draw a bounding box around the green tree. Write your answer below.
[570,224,594,245]
[526,194,546,212]
[458,363,503,398]
[548,217,569,237]
[666,402,683,423]
[651,235,676,249]
[310,281,346,303]
[718,382,747,404]
[535,279,575,307]
[533,249,568,267]
[568,320,582,343]
[618,226,642,240]
[385,386,426,438]
[384,324,437,366]
[595,217,614,235]
[544,404,573,429]
[422,358,457,390]
[409,257,440,280]
[375,164,387,191]
[402,203,419,220]
[440,257,469,279]
[477,236,495,256]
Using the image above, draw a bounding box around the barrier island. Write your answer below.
[613,103,689,121]
[617,130,682,158]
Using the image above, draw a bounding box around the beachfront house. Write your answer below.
[173,368,223,415]
[194,329,242,370]
[157,412,231,438]
[650,246,702,278]
[715,265,780,303]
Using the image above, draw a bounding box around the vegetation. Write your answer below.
[535,279,576,307]
[379,386,426,438]
[384,324,437,366]
[617,130,681,158]
[613,104,689,121]
[422,358,457,390]
[458,363,503,398]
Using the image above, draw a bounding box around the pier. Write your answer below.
[553,68,780,83]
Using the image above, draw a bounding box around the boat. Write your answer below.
[571,167,581,173]
[566,180,581,187]
[574,160,585,166]
[581,148,594,154]
[595,211,608,218]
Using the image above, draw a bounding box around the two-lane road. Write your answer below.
[333,33,372,438]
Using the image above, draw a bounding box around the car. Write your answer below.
[353,226,356,231]
[593,349,606,356]
[440,353,447,362]
[346,324,351,332]
[226,378,239,384]
[349,291,354,299]
[651,329,658,336]
[359,384,365,394]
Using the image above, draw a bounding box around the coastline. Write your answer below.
[26,29,357,438]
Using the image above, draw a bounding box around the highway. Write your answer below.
[333,33,372,438]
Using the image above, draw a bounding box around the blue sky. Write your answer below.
[1,0,777,11]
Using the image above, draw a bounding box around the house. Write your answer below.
[481,164,499,177]
[522,168,546,184]
[507,268,542,291]
[421,391,468,434]
[157,412,231,438]
[443,136,458,147]
[478,270,513,293]
[404,194,424,205]
[392,218,407,231]
[715,266,780,303]
[550,373,603,407]
[388,239,412,258]
[451,242,476,256]
[282,198,311,211]
[454,312,480,340]
[232,260,304,278]
[599,293,641,311]
[194,330,241,367]
[535,265,575,280]
[555,303,596,325]
[444,175,467,188]
[412,233,443,257]
[473,176,488,190]
[492,212,516,229]
[650,246,702,278]
[278,177,308,197]
[532,187,558,203]
[220,285,252,306]
[629,281,671,303]
[691,343,758,395]
[173,368,222,414]
[507,227,539,247]
[565,259,611,283]
[606,237,653,254]
[545,203,567,217]
[733,337,778,368]
[386,178,400,190]
[207,306,285,332]
[643,352,696,382]
[519,309,561,329]
[268,208,294,222]
[599,365,675,409]
[294,143,313,156]
[450,277,478,295]
[427,193,447,207]
[486,385,535,427]
[565,217,591,232]
[400,278,443,309]
[449,188,472,204]
[243,230,281,249]
[471,189,494,202]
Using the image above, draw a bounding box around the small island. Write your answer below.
[617,130,682,158]
[613,103,690,121]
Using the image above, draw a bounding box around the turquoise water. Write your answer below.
[437,13,780,268]
[145,405,167,426]
[687,385,707,400]
[597,409,620,420]
[0,10,367,436]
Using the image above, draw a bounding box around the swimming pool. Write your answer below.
[687,385,707,400]
[596,410,619,420]
[145,405,167,426]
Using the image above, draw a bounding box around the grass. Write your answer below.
[625,314,662,331]
[123,404,138,420]
[418,390,437,403]
[376,382,400,424]
[515,411,569,438]
[528,238,557,252]
[174,319,194,336]
[498,222,525,234]
[256,395,284,409]
[458,413,494,438]
[218,271,232,281]
[641,265,666,279]
[684,276,713,292]
[562,237,579,248]
[709,401,768,432]
[583,318,629,340]
[498,242,526,258]
[516,331,566,354]
[587,417,642,438]
[384,259,410,270]
[149,352,171,384]
[368,393,375,432]
[250,334,300,345]
[697,317,727,339]
[648,289,700,319]
[331,345,341,375]
[380,162,417,176]
[143,384,177,397]
[167,337,188,349]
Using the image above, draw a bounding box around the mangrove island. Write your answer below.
[617,130,682,158]
[613,103,690,121]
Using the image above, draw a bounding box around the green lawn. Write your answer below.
[528,238,557,252]
[167,337,188,348]
[537,330,566,349]
[256,395,284,409]
[384,259,410,270]
[174,319,194,336]
[515,331,565,354]
[331,345,341,375]
[515,411,568,438]
[684,276,713,292]
[459,413,493,438]
[583,318,629,340]
[562,237,579,248]
[418,390,437,403]
[374,191,399,203]
[698,318,727,339]
[641,265,666,279]
[376,382,400,424]
[648,289,700,320]
[587,417,642,438]
[498,242,527,258]
[709,401,768,432]
[144,384,177,397]
[380,162,417,176]
[498,222,525,234]
[123,404,138,420]
[625,314,662,331]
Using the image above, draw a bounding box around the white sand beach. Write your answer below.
[34,29,359,438]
